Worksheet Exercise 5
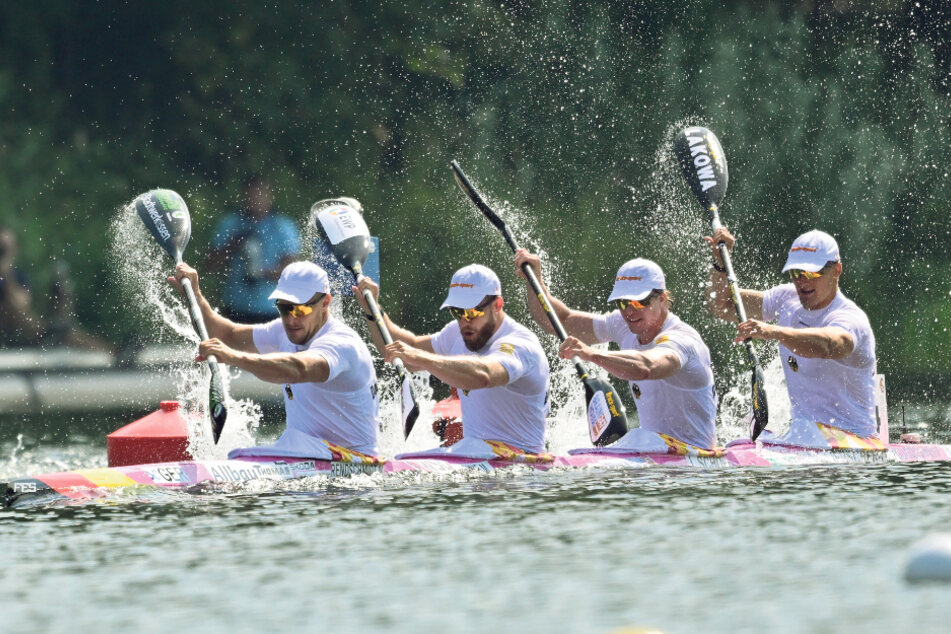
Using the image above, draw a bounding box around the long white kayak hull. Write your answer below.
[5,440,950,508]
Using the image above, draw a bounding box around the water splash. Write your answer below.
[6,434,25,469]
[109,197,258,459]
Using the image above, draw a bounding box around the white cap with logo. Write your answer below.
[268,261,331,304]
[782,230,840,273]
[607,259,666,303]
[439,264,502,309]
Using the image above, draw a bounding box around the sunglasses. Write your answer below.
[447,297,495,321]
[612,293,657,312]
[275,295,323,317]
[788,269,825,281]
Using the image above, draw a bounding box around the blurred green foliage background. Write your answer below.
[1,1,949,400]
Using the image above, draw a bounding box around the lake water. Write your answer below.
[4,412,951,633]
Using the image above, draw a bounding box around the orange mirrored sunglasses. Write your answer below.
[447,297,495,321]
[275,296,322,317]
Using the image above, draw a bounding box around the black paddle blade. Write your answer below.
[450,161,507,232]
[134,189,192,261]
[583,376,629,446]
[311,198,371,273]
[750,365,769,441]
[673,127,729,210]
[209,369,228,443]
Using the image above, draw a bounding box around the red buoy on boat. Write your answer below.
[107,401,192,467]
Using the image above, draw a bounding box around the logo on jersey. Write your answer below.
[498,343,515,355]
[654,335,670,345]
[631,383,641,399]
[787,356,799,372]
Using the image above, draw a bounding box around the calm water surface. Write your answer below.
[4,427,951,633]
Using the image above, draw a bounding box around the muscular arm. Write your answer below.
[706,268,764,322]
[170,263,256,352]
[514,249,600,344]
[737,322,854,359]
[198,340,331,383]
[383,342,509,391]
[704,227,764,322]
[561,337,682,381]
[353,277,434,355]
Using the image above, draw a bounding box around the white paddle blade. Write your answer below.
[312,199,372,273]
[587,390,611,444]
[315,201,370,245]
[584,378,628,446]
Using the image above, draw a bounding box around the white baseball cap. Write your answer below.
[439,264,502,309]
[782,230,840,273]
[607,259,666,303]
[268,261,331,303]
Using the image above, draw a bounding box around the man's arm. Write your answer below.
[382,341,508,391]
[704,227,765,322]
[169,263,256,352]
[198,339,330,383]
[560,337,682,381]
[707,268,765,322]
[353,277,434,354]
[736,322,854,359]
[513,249,600,344]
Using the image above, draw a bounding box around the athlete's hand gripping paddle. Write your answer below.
[673,126,769,440]
[450,161,628,446]
[311,198,421,439]
[134,189,228,443]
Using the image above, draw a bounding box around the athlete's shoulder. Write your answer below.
[315,317,363,346]
[499,316,544,347]
[655,314,708,353]
[827,292,872,328]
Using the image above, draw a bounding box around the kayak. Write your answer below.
[6,434,951,508]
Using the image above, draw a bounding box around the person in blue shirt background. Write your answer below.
[206,175,301,323]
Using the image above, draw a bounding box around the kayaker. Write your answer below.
[354,264,550,453]
[706,228,877,445]
[169,260,380,456]
[513,250,718,451]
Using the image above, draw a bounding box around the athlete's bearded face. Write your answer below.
[451,296,503,352]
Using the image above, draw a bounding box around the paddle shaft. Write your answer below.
[354,270,410,376]
[450,162,588,380]
[176,256,224,373]
[519,261,591,381]
[708,205,760,370]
